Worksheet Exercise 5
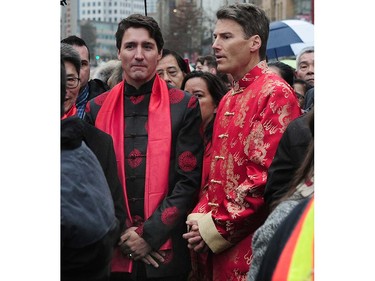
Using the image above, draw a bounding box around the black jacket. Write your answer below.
[61,116,119,281]
[87,79,110,101]
[82,120,127,235]
[264,111,312,207]
[303,87,314,112]
[63,117,126,236]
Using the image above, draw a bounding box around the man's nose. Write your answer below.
[159,71,171,82]
[212,38,219,50]
[164,74,172,83]
[134,47,144,60]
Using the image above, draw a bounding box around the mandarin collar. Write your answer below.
[232,60,269,94]
[124,76,155,96]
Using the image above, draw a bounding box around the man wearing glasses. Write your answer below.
[61,36,110,119]
[61,43,81,118]
[60,43,127,275]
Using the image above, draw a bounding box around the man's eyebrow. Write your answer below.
[124,40,155,46]
[123,41,136,45]
[299,60,312,65]
[214,32,233,36]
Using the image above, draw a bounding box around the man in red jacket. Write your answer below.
[183,3,301,280]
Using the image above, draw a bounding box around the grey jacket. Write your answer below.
[247,180,314,281]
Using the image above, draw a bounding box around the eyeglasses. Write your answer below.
[66,77,80,89]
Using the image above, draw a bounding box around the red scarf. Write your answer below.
[61,105,77,120]
[95,75,172,272]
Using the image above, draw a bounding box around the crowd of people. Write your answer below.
[61,3,314,281]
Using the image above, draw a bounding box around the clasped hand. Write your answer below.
[182,220,209,253]
[118,227,165,268]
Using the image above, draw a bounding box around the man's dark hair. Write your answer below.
[203,55,218,69]
[216,3,270,60]
[162,49,189,74]
[195,56,205,66]
[61,35,91,61]
[115,14,164,52]
[268,61,295,87]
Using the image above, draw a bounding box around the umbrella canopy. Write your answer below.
[266,20,314,60]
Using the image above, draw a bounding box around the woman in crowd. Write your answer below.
[181,71,228,281]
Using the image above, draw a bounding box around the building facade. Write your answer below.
[61,0,313,64]
[61,0,157,63]
[79,0,148,23]
[254,0,313,22]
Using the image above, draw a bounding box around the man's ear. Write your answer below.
[249,35,261,52]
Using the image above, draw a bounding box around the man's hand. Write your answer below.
[141,251,166,268]
[183,220,209,253]
[118,227,165,268]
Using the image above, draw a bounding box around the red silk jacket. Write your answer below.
[188,61,302,281]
